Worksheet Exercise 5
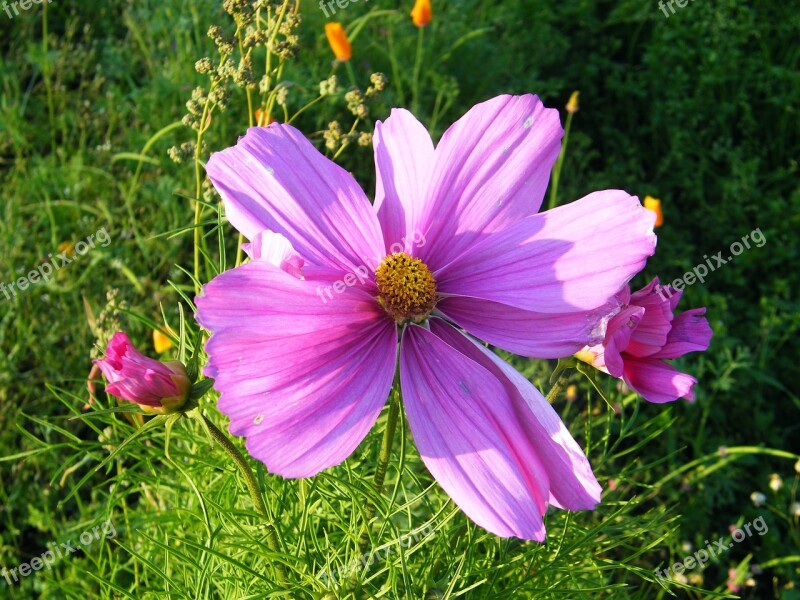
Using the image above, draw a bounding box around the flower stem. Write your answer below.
[546,358,576,402]
[411,26,425,115]
[347,387,401,591]
[202,415,287,585]
[547,110,574,211]
[374,386,401,493]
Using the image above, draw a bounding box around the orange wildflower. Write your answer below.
[566,91,580,114]
[324,22,351,62]
[643,196,663,227]
[153,328,174,354]
[410,0,432,27]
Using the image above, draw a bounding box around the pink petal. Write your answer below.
[435,190,657,313]
[651,308,712,359]
[243,230,305,278]
[400,323,550,539]
[622,356,697,404]
[196,260,396,477]
[430,321,601,513]
[437,296,610,358]
[624,278,673,357]
[206,125,384,273]
[601,305,645,378]
[417,95,563,270]
[401,321,601,539]
[373,109,435,255]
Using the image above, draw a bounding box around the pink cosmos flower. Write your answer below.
[94,332,190,414]
[196,95,657,540]
[576,278,712,403]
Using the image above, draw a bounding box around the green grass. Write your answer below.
[1,0,798,598]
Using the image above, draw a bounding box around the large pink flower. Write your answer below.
[196,95,657,540]
[576,278,712,403]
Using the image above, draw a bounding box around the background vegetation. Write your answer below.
[0,0,798,598]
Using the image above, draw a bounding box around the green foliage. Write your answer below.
[1,0,798,598]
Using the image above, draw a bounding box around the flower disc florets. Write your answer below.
[375,252,437,323]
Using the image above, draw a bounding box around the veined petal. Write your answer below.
[243,230,305,279]
[601,305,645,377]
[435,190,657,313]
[622,356,697,404]
[651,308,712,359]
[400,323,550,539]
[206,125,384,273]
[624,278,673,357]
[417,95,563,270]
[196,260,396,477]
[373,109,435,255]
[437,296,609,359]
[430,320,601,512]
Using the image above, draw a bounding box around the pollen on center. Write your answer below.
[375,252,437,323]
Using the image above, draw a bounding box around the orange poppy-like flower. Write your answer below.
[566,91,580,114]
[411,0,432,27]
[324,22,351,62]
[153,328,174,354]
[643,196,663,227]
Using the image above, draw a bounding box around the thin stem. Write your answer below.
[373,387,401,493]
[344,60,358,89]
[202,415,288,585]
[547,110,574,211]
[546,364,574,403]
[193,93,213,295]
[349,390,400,588]
[287,94,325,125]
[348,385,401,591]
[386,28,405,105]
[411,26,425,115]
[41,2,56,154]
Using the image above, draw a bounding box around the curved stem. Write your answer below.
[347,386,401,591]
[411,27,425,115]
[547,110,574,211]
[546,358,576,402]
[203,415,288,585]
[373,387,401,493]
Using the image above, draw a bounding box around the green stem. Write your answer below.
[547,110,574,211]
[348,386,401,590]
[411,27,425,115]
[386,28,405,105]
[546,358,576,403]
[374,387,401,493]
[41,2,56,154]
[546,367,572,403]
[202,415,288,585]
[344,60,358,89]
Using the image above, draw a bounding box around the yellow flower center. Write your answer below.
[375,252,437,323]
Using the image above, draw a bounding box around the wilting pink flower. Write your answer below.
[94,332,190,414]
[576,278,712,403]
[196,95,657,540]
